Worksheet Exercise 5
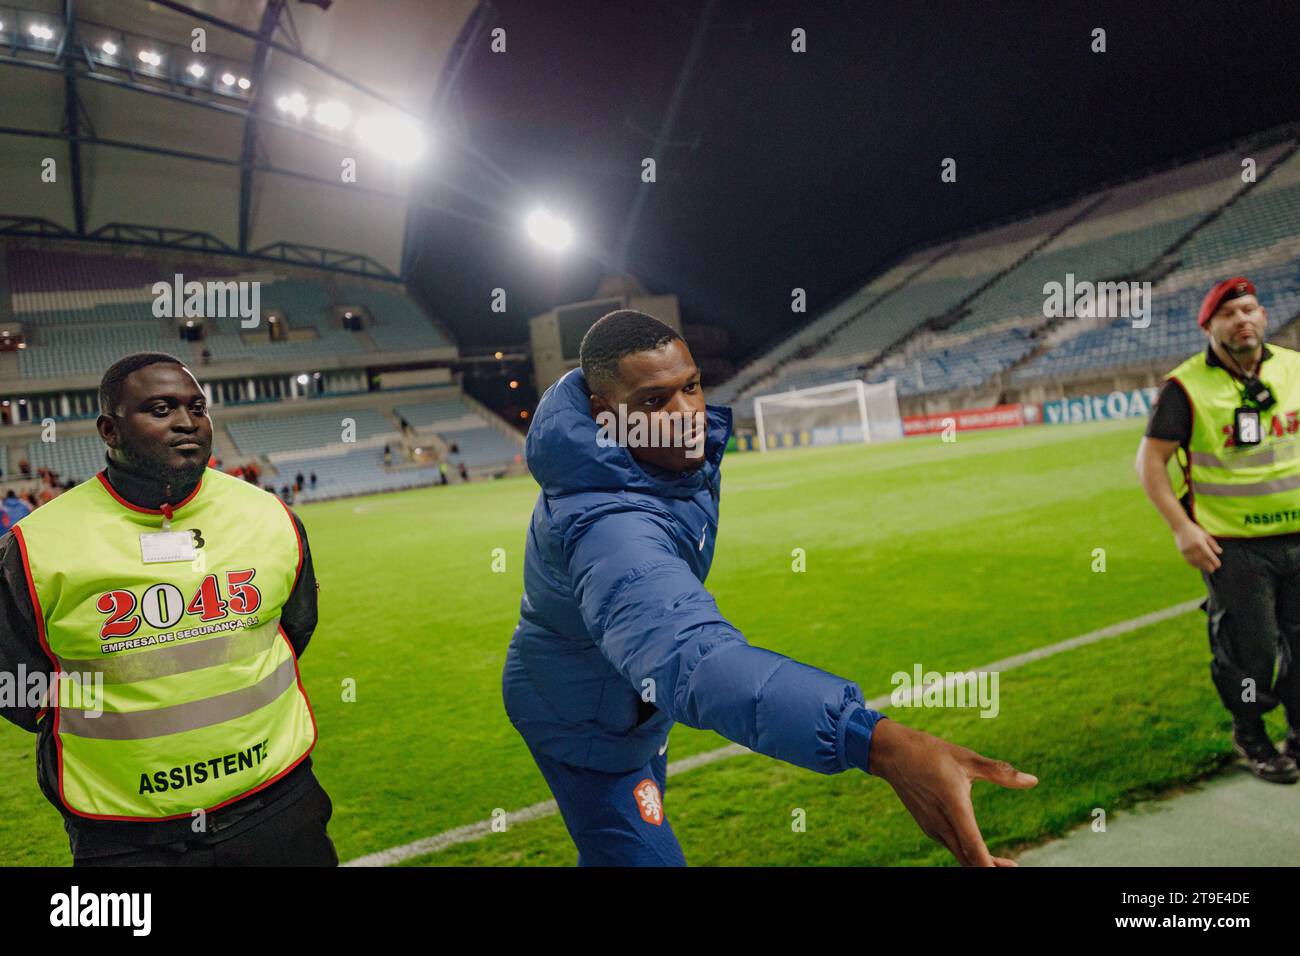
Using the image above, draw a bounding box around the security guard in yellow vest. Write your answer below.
[1137,276,1300,784]
[0,352,338,864]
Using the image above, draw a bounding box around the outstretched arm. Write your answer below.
[567,505,875,775]
[565,506,1037,865]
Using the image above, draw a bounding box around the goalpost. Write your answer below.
[752,379,903,452]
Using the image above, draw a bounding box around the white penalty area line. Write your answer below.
[343,598,1203,867]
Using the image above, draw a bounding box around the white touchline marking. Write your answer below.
[342,598,1203,866]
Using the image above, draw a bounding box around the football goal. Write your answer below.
[752,379,902,452]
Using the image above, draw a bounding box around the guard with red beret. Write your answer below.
[1137,276,1300,783]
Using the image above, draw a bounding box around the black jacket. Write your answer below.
[0,451,322,857]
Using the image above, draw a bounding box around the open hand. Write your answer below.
[867,718,1038,867]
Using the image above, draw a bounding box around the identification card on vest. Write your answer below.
[1234,407,1262,446]
[139,530,198,563]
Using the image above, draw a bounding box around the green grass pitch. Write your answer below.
[1,417,1274,866]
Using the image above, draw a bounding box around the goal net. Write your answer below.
[752,379,902,452]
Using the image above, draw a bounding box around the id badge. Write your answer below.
[1234,407,1261,446]
[140,530,198,563]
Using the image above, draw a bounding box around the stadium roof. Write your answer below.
[0,0,479,277]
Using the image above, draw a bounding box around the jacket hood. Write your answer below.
[526,368,733,499]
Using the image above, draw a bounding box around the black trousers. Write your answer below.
[1203,534,1300,730]
[72,777,338,867]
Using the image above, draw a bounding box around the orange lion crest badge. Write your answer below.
[633,778,664,826]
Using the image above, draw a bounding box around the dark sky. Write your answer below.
[408,0,1300,364]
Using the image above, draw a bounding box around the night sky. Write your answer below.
[407,0,1300,366]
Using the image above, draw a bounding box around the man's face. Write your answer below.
[589,338,707,473]
[1206,294,1267,356]
[98,363,212,485]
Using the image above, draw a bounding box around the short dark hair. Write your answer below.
[99,351,189,416]
[579,310,682,395]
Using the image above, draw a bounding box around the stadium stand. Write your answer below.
[1011,261,1300,384]
[272,447,443,502]
[1013,143,1300,384]
[394,391,473,428]
[440,426,525,468]
[29,434,104,482]
[257,279,333,328]
[2,246,455,381]
[344,288,452,351]
[0,384,524,501]
[225,407,396,456]
[721,195,1101,404]
[5,247,238,296]
[866,327,1038,397]
[714,130,1300,411]
[396,390,527,471]
[0,390,523,501]
[0,239,523,502]
[265,406,522,503]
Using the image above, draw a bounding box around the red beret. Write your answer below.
[1198,276,1256,327]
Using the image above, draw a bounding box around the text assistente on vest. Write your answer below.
[0,359,334,863]
[1136,276,1300,785]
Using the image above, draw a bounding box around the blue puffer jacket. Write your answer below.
[503,368,880,775]
[0,496,31,530]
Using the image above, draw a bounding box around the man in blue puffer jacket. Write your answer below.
[503,310,1037,866]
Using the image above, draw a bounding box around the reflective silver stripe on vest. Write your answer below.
[1189,448,1279,469]
[1190,435,1300,470]
[1191,473,1300,497]
[60,657,298,740]
[58,622,282,685]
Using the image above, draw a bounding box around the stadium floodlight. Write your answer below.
[138,50,162,67]
[525,207,573,252]
[276,92,309,119]
[752,379,902,452]
[187,62,206,79]
[357,113,425,163]
[220,71,236,86]
[237,77,251,90]
[100,40,117,55]
[314,100,351,131]
[29,24,55,41]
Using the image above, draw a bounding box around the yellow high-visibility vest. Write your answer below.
[1169,343,1300,537]
[14,467,316,820]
